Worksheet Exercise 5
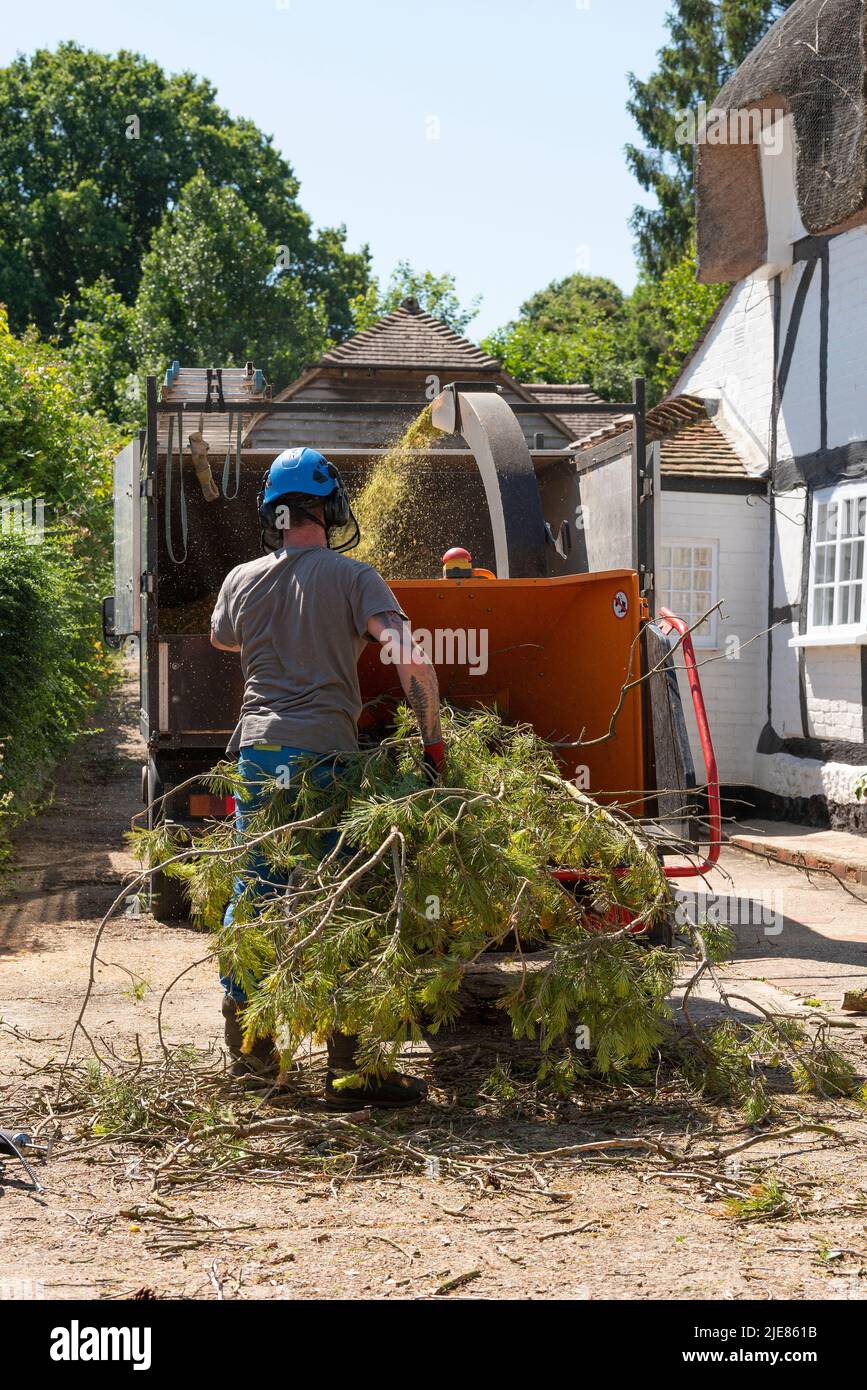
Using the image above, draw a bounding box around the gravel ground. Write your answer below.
[1,683,866,1302]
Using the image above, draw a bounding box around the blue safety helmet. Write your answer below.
[257,447,359,553]
[263,448,339,505]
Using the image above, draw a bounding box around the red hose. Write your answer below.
[656,609,721,879]
[552,608,721,887]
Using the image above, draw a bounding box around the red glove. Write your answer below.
[423,740,446,781]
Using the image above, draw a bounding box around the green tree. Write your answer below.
[352,261,481,334]
[133,174,329,393]
[481,272,637,400]
[481,252,727,405]
[483,318,638,402]
[626,1,795,276]
[0,304,119,850]
[0,529,115,847]
[630,242,730,400]
[60,276,138,426]
[519,273,628,333]
[0,42,370,338]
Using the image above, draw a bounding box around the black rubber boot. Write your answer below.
[221,995,279,1080]
[325,1032,427,1111]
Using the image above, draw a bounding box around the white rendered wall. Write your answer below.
[769,487,806,742]
[675,223,867,807]
[678,224,867,467]
[827,226,867,450]
[759,115,807,274]
[775,262,822,462]
[754,751,866,805]
[675,275,776,474]
[660,490,767,787]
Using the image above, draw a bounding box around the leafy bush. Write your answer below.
[0,310,120,855]
[0,529,116,847]
[0,304,118,558]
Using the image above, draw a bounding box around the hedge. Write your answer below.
[0,529,116,850]
[0,308,121,858]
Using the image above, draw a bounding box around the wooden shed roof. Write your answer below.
[320,298,501,371]
[241,300,592,453]
[520,382,613,443]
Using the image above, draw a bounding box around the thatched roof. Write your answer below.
[697,0,867,281]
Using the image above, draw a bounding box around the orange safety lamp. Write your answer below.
[441,547,495,581]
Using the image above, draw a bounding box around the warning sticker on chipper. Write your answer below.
[612,590,629,619]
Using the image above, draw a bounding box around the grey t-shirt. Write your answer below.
[211,546,401,754]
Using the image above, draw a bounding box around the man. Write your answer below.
[210,446,443,1110]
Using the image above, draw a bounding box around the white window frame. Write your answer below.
[659,540,720,649]
[803,480,867,643]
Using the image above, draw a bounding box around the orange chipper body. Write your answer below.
[358,559,720,893]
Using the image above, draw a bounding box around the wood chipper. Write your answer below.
[104,369,720,922]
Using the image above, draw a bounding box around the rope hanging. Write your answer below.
[165,408,189,565]
[222,412,242,499]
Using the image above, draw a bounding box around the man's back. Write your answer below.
[211,545,399,754]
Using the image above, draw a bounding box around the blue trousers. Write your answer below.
[221,744,341,1003]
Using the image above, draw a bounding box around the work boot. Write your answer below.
[325,1031,428,1111]
[221,995,279,1080]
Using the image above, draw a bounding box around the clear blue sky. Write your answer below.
[1,0,673,338]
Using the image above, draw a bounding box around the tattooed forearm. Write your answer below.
[367,611,443,742]
[407,669,442,745]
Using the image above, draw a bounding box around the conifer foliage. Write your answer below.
[132,707,677,1090]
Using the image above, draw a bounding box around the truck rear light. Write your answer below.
[188,794,236,819]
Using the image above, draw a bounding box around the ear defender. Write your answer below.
[256,462,359,554]
[322,465,352,530]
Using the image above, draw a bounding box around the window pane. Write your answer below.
[841,542,857,582]
[813,587,833,626]
[815,546,834,584]
[837,583,863,626]
[661,542,718,642]
[816,502,839,542]
[838,585,852,625]
[841,496,867,539]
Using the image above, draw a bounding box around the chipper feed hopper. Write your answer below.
[105,370,720,922]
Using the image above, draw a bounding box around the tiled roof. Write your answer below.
[320,299,501,371]
[519,382,614,442]
[573,394,749,477]
[658,415,747,477]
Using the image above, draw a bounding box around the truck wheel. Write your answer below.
[149,868,191,925]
